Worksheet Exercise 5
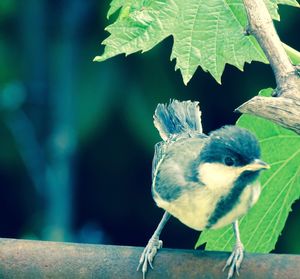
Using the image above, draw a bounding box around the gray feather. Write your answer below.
[152,137,206,202]
[153,100,202,141]
[152,141,167,180]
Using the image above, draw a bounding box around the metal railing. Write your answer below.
[0,238,300,278]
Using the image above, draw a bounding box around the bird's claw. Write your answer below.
[223,242,244,279]
[137,236,163,279]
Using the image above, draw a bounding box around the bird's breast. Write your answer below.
[153,180,261,231]
[154,186,214,230]
[209,181,261,229]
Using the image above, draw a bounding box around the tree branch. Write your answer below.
[1,238,300,278]
[237,0,300,134]
[236,96,300,134]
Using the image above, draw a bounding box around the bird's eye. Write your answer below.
[224,156,235,166]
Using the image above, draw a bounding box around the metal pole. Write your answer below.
[0,238,300,278]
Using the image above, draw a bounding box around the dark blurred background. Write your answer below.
[0,0,299,254]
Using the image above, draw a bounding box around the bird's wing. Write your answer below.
[152,137,207,202]
[152,133,205,179]
[152,141,168,180]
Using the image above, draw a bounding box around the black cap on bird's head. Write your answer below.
[200,125,269,171]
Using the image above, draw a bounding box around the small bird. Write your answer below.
[137,100,269,279]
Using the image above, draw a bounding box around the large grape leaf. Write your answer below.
[94,0,299,84]
[196,88,300,253]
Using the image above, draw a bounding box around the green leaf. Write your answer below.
[107,0,135,19]
[283,43,300,65]
[196,88,300,253]
[107,0,124,18]
[95,0,298,84]
[266,0,299,20]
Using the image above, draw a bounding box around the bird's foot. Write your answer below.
[223,242,244,279]
[137,236,163,279]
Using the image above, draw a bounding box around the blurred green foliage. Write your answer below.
[0,0,16,19]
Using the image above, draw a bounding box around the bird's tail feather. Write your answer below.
[153,99,202,141]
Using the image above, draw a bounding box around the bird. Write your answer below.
[137,99,270,279]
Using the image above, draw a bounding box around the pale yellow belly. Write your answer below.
[154,182,261,231]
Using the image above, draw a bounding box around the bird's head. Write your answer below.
[197,125,269,187]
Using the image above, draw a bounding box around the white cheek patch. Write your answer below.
[198,163,241,192]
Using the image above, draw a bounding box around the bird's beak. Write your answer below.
[244,159,270,172]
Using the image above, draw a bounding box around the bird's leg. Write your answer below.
[223,220,244,279]
[137,211,171,279]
